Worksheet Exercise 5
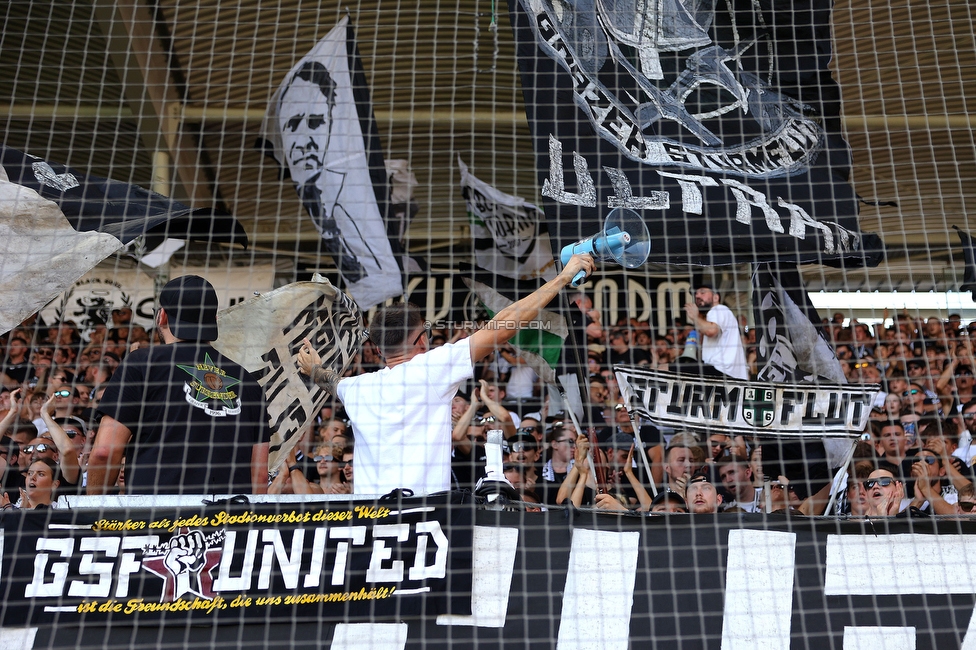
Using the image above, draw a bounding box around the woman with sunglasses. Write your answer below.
[38,392,83,495]
[1,458,61,510]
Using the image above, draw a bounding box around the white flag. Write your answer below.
[213,276,366,472]
[0,165,122,334]
[261,17,402,310]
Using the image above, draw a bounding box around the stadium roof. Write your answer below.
[1,0,973,292]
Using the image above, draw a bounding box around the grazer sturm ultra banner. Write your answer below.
[615,366,879,437]
[1,496,472,626]
[507,0,884,267]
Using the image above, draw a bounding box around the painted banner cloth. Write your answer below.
[615,365,879,437]
[0,494,472,626]
[213,276,366,472]
[507,0,884,267]
[14,508,976,649]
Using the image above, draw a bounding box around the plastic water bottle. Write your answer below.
[681,330,698,359]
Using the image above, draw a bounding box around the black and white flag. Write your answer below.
[955,226,976,302]
[459,157,556,281]
[507,0,884,267]
[752,264,846,384]
[260,17,403,310]
[213,276,366,472]
[0,146,247,334]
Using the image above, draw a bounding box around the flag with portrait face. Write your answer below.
[259,18,403,310]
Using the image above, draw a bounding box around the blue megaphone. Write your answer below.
[559,208,651,287]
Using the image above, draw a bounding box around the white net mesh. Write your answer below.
[1,0,976,648]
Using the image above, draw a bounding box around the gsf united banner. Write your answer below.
[18,507,976,649]
[615,366,878,437]
[1,496,471,626]
[507,0,883,266]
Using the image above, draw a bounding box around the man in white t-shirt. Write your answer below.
[298,254,594,495]
[683,281,748,380]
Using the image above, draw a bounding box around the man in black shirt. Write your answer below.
[607,328,651,368]
[89,276,270,495]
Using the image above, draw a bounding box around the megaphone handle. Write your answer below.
[571,269,588,287]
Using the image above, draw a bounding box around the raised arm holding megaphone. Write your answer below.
[559,207,651,287]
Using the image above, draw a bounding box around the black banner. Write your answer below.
[0,146,246,248]
[0,495,472,627]
[507,0,883,267]
[15,506,976,649]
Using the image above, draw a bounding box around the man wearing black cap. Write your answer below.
[88,276,270,495]
[685,472,723,514]
[682,280,748,380]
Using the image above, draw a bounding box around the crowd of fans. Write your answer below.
[5,298,976,518]
[438,305,976,518]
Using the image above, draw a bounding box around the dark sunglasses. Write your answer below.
[24,443,55,455]
[517,426,539,435]
[959,501,976,512]
[510,442,534,453]
[914,455,939,465]
[864,477,895,490]
[903,389,921,396]
[338,460,353,469]
[412,325,432,346]
[62,429,80,439]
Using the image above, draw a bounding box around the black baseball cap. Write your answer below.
[506,432,539,452]
[158,275,219,342]
[53,416,87,436]
[651,490,688,511]
[609,432,635,450]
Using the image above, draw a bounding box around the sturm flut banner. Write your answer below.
[615,365,879,437]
